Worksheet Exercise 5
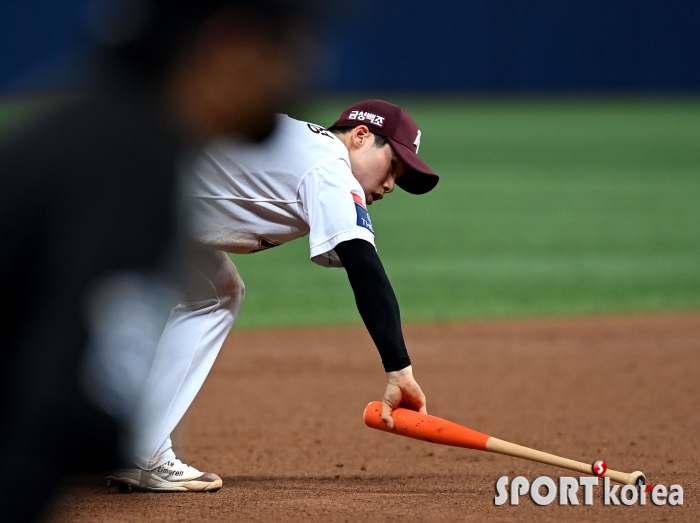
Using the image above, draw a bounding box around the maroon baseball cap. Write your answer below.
[332,100,439,195]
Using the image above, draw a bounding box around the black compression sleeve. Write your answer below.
[334,239,410,372]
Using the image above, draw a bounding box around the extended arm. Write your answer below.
[334,238,427,427]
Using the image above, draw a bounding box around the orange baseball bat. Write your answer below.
[363,401,646,485]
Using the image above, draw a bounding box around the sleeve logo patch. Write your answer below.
[351,192,375,235]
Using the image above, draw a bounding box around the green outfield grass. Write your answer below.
[3,96,699,327]
[231,97,700,327]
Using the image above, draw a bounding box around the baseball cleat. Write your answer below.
[105,458,222,493]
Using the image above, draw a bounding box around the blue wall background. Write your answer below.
[2,0,700,93]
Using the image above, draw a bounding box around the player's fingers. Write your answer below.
[381,384,400,429]
[409,396,426,414]
[404,380,427,412]
[381,401,395,429]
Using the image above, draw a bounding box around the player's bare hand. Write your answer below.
[381,365,427,429]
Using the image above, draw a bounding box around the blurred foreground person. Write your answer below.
[0,0,313,520]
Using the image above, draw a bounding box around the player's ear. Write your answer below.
[352,125,371,149]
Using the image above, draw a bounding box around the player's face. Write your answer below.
[349,128,406,205]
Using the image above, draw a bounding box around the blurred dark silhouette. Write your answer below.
[0,1,318,521]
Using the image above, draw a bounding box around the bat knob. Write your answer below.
[630,471,646,486]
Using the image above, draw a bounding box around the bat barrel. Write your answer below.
[363,401,490,451]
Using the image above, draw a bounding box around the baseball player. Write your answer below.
[106,99,439,492]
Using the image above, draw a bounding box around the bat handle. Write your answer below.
[487,438,646,485]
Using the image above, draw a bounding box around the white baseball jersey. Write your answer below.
[123,115,380,470]
[187,114,376,268]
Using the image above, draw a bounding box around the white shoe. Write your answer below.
[106,459,222,492]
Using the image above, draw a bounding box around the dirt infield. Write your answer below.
[45,313,699,522]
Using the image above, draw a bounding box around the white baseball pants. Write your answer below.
[129,250,244,469]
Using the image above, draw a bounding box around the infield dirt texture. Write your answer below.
[3,97,696,521]
[46,314,699,522]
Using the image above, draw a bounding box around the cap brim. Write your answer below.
[389,139,439,195]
